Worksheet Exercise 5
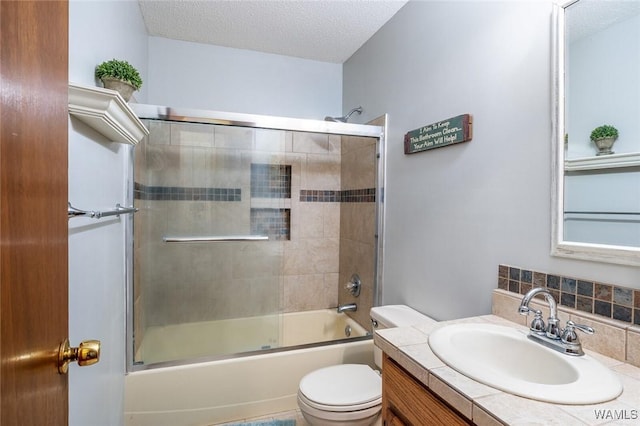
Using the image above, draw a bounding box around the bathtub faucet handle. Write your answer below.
[345,274,361,297]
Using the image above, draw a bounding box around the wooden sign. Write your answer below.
[404,114,473,154]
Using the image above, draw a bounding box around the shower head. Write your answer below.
[324,106,363,123]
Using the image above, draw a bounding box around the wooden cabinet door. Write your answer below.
[1,1,70,425]
[382,356,471,426]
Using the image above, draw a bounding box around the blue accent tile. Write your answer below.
[560,293,575,309]
[613,305,632,323]
[577,280,593,297]
[561,277,576,294]
[509,267,520,281]
[547,275,560,290]
[613,287,633,307]
[594,300,612,318]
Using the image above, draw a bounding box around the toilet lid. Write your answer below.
[298,364,382,409]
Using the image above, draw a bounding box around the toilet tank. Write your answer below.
[370,305,436,368]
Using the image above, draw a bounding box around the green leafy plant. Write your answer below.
[95,59,143,90]
[590,124,618,141]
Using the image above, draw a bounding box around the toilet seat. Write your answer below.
[298,364,382,412]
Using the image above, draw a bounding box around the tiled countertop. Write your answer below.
[375,314,640,425]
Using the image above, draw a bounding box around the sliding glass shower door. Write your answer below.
[133,120,287,364]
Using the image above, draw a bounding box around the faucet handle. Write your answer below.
[561,320,594,344]
[345,274,361,297]
[529,309,546,333]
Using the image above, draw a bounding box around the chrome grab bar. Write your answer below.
[163,235,269,243]
[68,202,138,219]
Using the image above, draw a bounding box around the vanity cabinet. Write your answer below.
[382,355,472,426]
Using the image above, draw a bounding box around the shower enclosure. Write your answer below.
[128,105,385,369]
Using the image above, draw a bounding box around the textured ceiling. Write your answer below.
[138,0,408,64]
[566,0,640,43]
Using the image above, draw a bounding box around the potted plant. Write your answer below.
[95,59,143,102]
[590,124,618,156]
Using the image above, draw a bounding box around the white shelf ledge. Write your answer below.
[250,198,292,209]
[565,152,640,172]
[68,82,149,145]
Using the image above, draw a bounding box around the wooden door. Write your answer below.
[0,1,69,425]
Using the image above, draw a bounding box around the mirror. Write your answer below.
[552,0,640,266]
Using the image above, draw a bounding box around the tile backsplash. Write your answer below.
[494,266,640,368]
[498,264,640,326]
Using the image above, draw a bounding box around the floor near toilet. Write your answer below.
[214,409,309,426]
[214,408,382,426]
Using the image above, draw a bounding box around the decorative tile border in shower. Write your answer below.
[299,190,340,202]
[498,264,640,326]
[300,188,376,203]
[342,188,376,202]
[134,182,241,201]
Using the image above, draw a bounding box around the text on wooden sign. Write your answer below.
[404,114,473,154]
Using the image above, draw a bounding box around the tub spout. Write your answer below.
[337,303,357,313]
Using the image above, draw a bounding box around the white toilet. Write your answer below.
[297,305,436,426]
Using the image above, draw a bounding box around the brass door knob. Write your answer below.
[58,339,100,374]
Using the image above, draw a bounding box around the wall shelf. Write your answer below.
[68,82,149,145]
[250,198,292,209]
[565,151,640,172]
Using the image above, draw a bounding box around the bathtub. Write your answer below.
[125,309,373,426]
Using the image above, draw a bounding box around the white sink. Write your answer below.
[428,323,622,404]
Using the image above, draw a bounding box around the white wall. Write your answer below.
[146,36,342,120]
[68,1,148,425]
[344,1,640,321]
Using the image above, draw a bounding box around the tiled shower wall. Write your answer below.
[282,132,342,313]
[134,119,379,340]
[337,134,378,329]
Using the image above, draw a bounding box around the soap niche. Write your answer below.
[250,208,290,241]
[250,163,292,198]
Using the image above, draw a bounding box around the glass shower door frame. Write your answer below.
[126,105,386,371]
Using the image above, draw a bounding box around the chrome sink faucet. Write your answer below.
[518,287,561,339]
[518,287,594,356]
